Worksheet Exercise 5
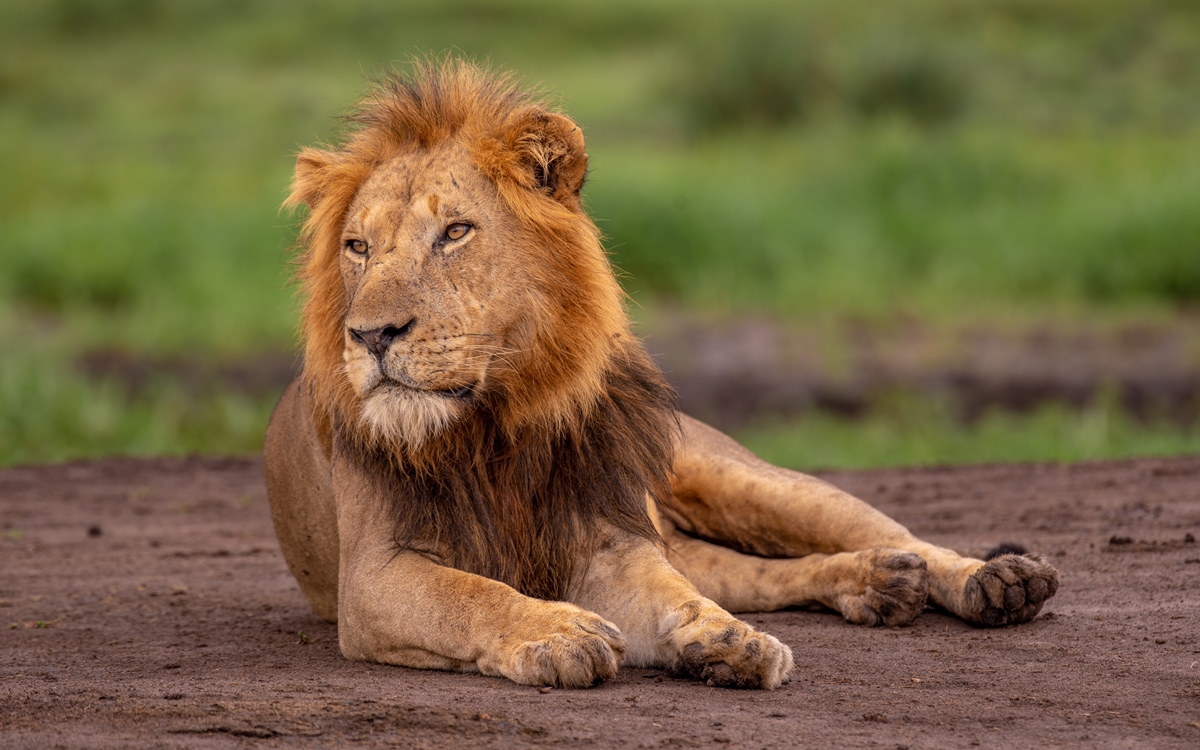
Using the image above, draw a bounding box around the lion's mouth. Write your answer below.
[377,378,477,401]
[435,383,476,400]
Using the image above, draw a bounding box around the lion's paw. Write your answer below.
[961,552,1059,627]
[483,606,626,688]
[836,549,929,627]
[667,604,793,690]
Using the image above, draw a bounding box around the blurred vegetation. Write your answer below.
[2,0,1199,467]
[741,392,1200,471]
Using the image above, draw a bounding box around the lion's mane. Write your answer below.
[286,61,678,600]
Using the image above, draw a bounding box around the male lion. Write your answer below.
[264,61,1058,690]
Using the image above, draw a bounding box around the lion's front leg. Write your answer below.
[339,549,626,687]
[334,456,625,688]
[569,531,793,689]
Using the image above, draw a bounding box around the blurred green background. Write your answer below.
[2,0,1199,468]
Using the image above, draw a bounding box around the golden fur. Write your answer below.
[264,61,1057,691]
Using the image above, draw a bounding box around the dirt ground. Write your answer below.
[2,454,1199,749]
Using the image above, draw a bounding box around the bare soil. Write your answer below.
[2,454,1199,749]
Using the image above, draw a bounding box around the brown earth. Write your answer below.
[2,454,1199,749]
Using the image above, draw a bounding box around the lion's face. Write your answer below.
[338,142,534,447]
[291,68,628,453]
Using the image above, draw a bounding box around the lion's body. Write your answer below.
[265,61,1058,690]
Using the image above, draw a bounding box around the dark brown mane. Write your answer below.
[335,339,677,600]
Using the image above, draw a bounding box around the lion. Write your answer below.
[264,61,1058,691]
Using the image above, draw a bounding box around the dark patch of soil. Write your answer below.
[647,315,1200,430]
[76,350,301,399]
[77,316,1200,432]
[3,455,1199,748]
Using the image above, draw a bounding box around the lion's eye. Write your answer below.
[345,239,368,255]
[445,223,471,241]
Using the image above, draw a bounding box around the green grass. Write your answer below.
[592,128,1200,315]
[1,341,277,465]
[2,0,1199,466]
[737,395,1200,472]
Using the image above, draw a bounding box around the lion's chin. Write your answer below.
[360,385,469,450]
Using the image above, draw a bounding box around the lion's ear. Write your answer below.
[512,111,589,211]
[286,147,339,210]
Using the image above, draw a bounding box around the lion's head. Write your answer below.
[286,61,676,598]
[288,61,627,452]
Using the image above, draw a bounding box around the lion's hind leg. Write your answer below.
[949,547,1059,627]
[671,413,1059,627]
[662,530,929,627]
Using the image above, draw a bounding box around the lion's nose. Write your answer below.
[349,320,415,359]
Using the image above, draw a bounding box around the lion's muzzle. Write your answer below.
[349,320,415,361]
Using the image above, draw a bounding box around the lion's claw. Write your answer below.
[962,552,1058,627]
[483,608,627,689]
[674,643,760,688]
[668,606,793,689]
